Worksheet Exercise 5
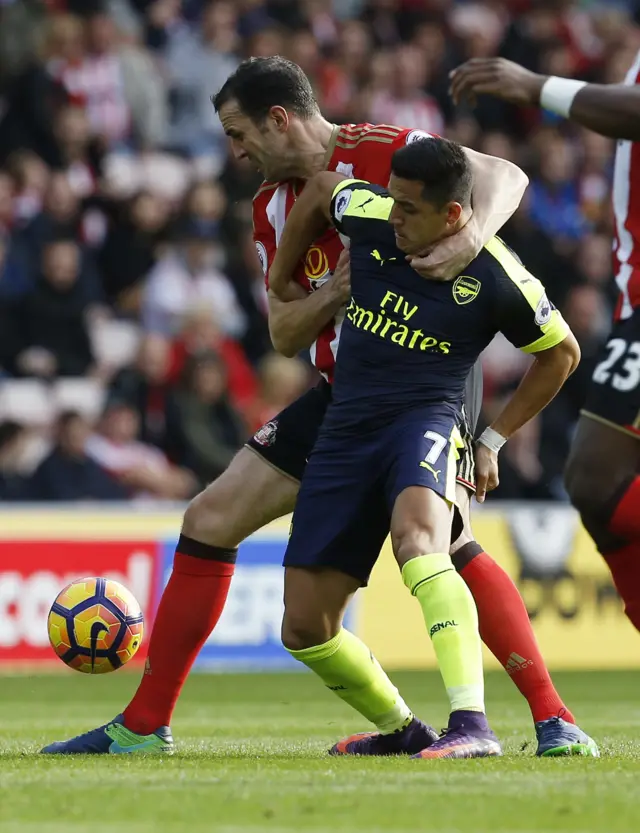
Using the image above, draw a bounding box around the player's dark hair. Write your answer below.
[391,138,473,209]
[212,56,320,122]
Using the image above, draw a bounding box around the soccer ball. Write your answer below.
[47,577,144,674]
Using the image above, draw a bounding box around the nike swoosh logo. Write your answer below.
[108,739,161,754]
[89,621,109,671]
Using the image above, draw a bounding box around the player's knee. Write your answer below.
[393,522,443,566]
[564,455,631,552]
[564,457,608,526]
[182,484,231,546]
[281,613,334,652]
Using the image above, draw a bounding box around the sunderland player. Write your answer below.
[42,58,590,758]
[269,138,584,759]
[450,56,640,638]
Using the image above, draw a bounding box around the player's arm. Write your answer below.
[450,57,640,141]
[268,171,346,302]
[255,191,349,357]
[267,255,350,357]
[474,244,581,502]
[403,145,528,280]
[463,147,529,246]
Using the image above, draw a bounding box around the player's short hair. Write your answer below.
[391,138,473,209]
[212,56,320,122]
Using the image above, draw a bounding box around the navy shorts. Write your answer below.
[246,362,482,489]
[283,403,462,584]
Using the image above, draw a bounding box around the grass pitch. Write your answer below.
[1,670,639,833]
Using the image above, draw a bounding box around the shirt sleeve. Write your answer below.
[486,238,570,354]
[252,186,279,289]
[329,179,394,242]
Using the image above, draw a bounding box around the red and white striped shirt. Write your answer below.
[252,123,434,380]
[613,50,640,322]
[49,56,131,144]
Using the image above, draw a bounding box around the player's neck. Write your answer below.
[288,116,336,180]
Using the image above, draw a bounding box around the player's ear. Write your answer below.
[269,106,290,132]
[446,201,463,226]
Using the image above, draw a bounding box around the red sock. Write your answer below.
[457,546,575,724]
[609,477,640,539]
[603,541,640,631]
[123,537,236,735]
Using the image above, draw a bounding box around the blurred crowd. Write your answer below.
[0,0,639,504]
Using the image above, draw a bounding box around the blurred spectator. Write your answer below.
[53,105,100,198]
[370,44,444,135]
[164,0,239,159]
[247,353,312,430]
[0,420,29,501]
[48,11,167,150]
[141,216,245,339]
[8,238,96,378]
[27,410,127,502]
[528,133,591,243]
[86,400,196,500]
[7,150,49,227]
[169,307,258,415]
[108,333,185,462]
[17,173,84,270]
[175,350,246,485]
[0,233,31,302]
[99,190,170,312]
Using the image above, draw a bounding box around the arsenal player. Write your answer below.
[42,57,594,758]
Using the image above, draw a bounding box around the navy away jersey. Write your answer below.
[325,179,569,432]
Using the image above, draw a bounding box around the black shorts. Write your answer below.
[582,311,640,438]
[246,361,484,486]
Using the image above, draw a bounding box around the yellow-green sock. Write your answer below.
[286,629,413,733]
[402,553,484,713]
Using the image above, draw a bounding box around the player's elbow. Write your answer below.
[269,325,301,358]
[536,332,581,379]
[559,331,581,376]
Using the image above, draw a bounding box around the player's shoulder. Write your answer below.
[335,123,436,150]
[335,123,406,148]
[483,236,530,280]
[448,237,528,305]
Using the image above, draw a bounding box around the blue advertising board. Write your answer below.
[162,527,355,670]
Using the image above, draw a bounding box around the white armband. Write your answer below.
[477,427,507,454]
[540,76,588,118]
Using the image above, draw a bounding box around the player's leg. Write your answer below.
[564,314,640,631]
[566,416,640,623]
[41,385,330,755]
[120,448,299,735]
[385,407,501,758]
[451,484,598,757]
[281,448,438,756]
[453,362,596,753]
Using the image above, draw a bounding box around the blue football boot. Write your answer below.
[40,714,173,755]
[535,716,599,757]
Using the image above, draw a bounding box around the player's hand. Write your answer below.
[408,220,483,281]
[449,58,546,108]
[474,443,499,503]
[329,249,352,304]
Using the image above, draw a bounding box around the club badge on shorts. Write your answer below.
[253,420,278,447]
